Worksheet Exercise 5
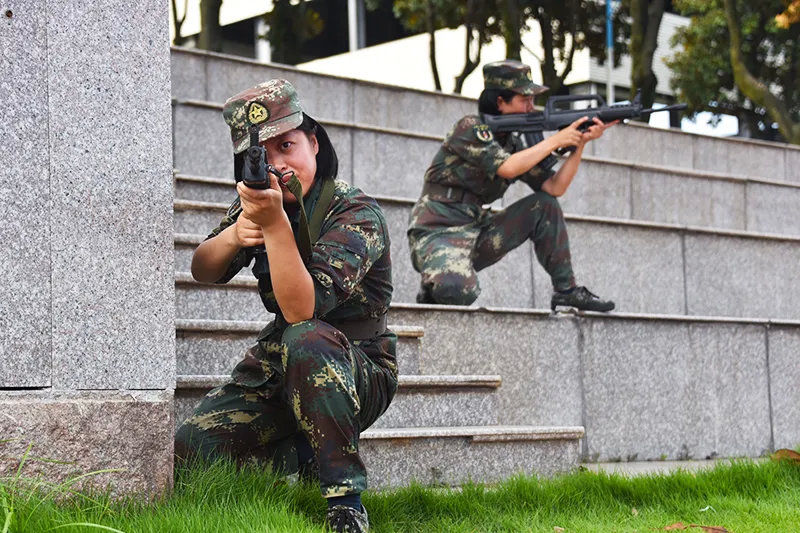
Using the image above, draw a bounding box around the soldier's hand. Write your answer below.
[233,213,265,248]
[580,117,619,143]
[237,174,287,230]
[551,117,586,149]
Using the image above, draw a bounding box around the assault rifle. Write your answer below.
[482,90,687,169]
[235,126,290,277]
[238,126,287,190]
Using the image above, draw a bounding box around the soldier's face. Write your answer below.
[261,129,319,203]
[497,93,534,114]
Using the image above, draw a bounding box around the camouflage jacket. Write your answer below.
[423,114,554,205]
[207,179,392,324]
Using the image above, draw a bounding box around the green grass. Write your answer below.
[1,457,799,533]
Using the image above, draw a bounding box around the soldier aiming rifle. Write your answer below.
[177,79,396,533]
[408,59,621,312]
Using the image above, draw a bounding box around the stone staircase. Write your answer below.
[170,47,800,486]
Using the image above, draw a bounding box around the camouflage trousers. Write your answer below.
[408,191,576,305]
[174,318,398,498]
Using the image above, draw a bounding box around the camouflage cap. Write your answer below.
[482,60,548,95]
[223,79,304,154]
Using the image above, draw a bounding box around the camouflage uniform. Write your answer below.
[407,61,575,306]
[175,80,397,501]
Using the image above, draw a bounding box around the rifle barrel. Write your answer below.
[640,103,688,114]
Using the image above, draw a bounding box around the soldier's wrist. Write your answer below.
[259,210,290,234]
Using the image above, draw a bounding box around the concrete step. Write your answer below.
[171,297,800,464]
[173,194,800,319]
[175,373,502,431]
[590,121,800,186]
[176,318,424,375]
[174,166,800,238]
[360,425,584,488]
[171,48,800,185]
[172,102,800,237]
[171,47,474,140]
[387,303,800,464]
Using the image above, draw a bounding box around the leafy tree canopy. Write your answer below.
[370,0,628,95]
[667,0,800,141]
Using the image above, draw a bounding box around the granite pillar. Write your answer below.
[0,1,175,496]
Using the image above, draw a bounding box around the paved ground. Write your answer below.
[583,459,765,477]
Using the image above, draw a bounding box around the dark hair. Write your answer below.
[478,88,517,115]
[298,113,338,182]
[232,112,338,182]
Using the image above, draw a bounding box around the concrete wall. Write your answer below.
[0,1,175,495]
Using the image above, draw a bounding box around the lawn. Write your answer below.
[2,454,799,532]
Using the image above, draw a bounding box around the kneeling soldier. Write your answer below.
[408,60,616,312]
[175,79,396,533]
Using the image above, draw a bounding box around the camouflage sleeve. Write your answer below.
[306,200,388,317]
[517,164,556,191]
[444,116,510,180]
[204,196,254,284]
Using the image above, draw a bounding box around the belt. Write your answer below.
[270,313,388,341]
[422,182,483,205]
[330,313,388,340]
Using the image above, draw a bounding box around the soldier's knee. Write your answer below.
[429,278,480,306]
[529,191,564,221]
[281,319,345,368]
[541,191,563,209]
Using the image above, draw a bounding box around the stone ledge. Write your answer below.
[175,318,424,338]
[361,429,582,487]
[171,46,477,103]
[175,374,501,391]
[175,158,800,190]
[582,458,757,477]
[362,425,585,442]
[174,198,800,243]
[172,277,800,328]
[0,390,174,497]
[169,49,798,154]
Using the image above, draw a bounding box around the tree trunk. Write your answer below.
[539,9,557,92]
[426,0,442,91]
[630,0,665,120]
[503,0,522,60]
[723,0,800,143]
[198,0,223,52]
[171,0,188,46]
[454,0,484,94]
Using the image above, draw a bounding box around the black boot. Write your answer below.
[326,505,369,532]
[416,283,435,304]
[297,457,319,484]
[551,286,615,312]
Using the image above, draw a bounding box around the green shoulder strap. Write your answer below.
[282,175,335,263]
[308,177,336,244]
[257,177,336,305]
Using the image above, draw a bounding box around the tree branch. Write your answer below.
[426,0,442,91]
[171,0,188,46]
[723,0,800,143]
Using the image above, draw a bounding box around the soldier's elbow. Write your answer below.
[282,304,315,324]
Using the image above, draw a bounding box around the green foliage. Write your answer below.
[667,0,800,140]
[264,0,325,65]
[518,0,630,94]
[366,0,465,33]
[370,0,629,95]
